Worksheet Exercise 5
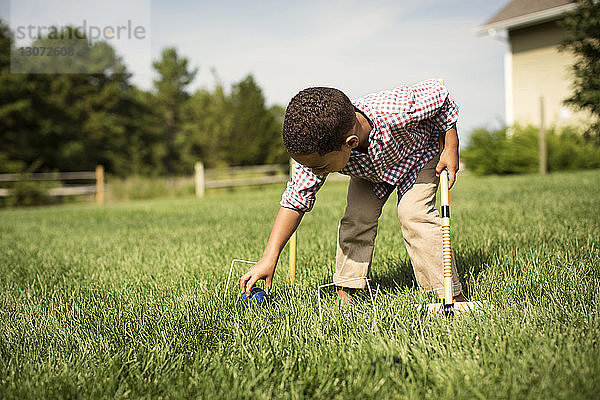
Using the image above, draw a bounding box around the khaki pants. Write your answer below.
[333,155,463,298]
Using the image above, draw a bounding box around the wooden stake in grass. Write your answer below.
[289,231,297,285]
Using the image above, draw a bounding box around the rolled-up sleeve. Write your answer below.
[431,91,459,133]
[280,162,326,213]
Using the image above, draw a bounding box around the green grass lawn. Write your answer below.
[1,169,599,399]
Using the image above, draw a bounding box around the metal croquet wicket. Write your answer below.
[317,277,376,323]
[224,259,256,300]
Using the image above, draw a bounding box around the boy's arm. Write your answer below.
[240,206,304,296]
[239,162,324,296]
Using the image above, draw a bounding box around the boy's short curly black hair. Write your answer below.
[282,87,356,155]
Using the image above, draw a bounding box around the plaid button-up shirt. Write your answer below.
[281,79,459,212]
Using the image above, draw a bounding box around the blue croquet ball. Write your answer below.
[240,287,268,306]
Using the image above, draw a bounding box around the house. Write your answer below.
[477,0,586,128]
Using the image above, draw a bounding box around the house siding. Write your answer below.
[508,20,584,127]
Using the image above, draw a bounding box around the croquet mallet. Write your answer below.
[418,134,484,314]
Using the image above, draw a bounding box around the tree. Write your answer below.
[264,104,288,164]
[181,83,232,168]
[181,74,287,168]
[24,30,143,175]
[0,20,155,175]
[0,19,37,172]
[560,0,600,142]
[226,75,284,165]
[0,19,287,176]
[152,47,197,174]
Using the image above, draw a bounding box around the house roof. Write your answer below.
[477,0,576,34]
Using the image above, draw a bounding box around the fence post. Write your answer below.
[539,97,547,175]
[195,162,205,197]
[95,165,104,205]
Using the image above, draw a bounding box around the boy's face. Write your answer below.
[291,132,360,177]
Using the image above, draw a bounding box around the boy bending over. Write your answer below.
[240,79,466,304]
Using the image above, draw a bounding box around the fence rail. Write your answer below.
[204,164,288,179]
[194,161,348,197]
[0,171,96,181]
[206,175,289,189]
[0,165,105,204]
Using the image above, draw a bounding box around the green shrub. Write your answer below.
[547,126,600,171]
[0,180,62,207]
[462,124,600,175]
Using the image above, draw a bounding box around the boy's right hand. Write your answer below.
[240,258,276,296]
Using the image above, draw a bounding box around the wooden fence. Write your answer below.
[0,165,105,204]
[0,162,349,203]
[194,161,348,197]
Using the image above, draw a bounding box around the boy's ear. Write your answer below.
[345,134,360,149]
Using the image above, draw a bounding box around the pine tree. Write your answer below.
[152,48,197,174]
[227,75,281,165]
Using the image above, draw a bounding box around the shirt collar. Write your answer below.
[352,101,387,176]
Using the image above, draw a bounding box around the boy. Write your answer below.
[240,79,466,304]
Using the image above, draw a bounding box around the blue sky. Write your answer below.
[2,0,509,139]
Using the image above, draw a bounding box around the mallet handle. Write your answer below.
[439,135,453,305]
